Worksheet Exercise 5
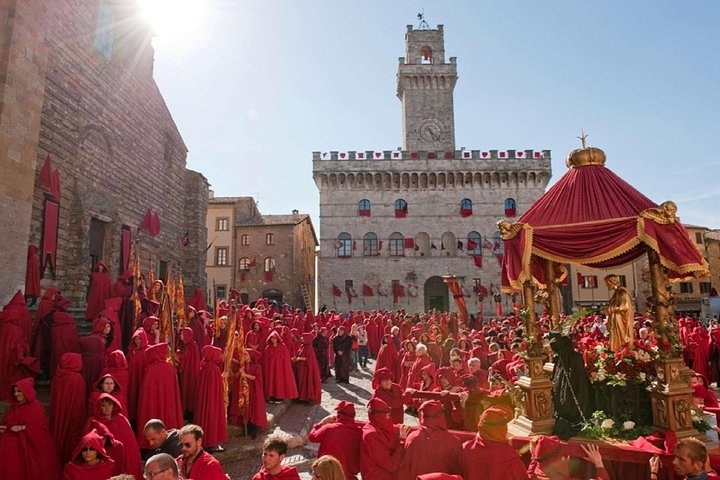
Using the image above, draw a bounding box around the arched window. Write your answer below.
[240,234,249,246]
[239,257,251,271]
[421,46,432,64]
[492,231,505,255]
[460,198,473,217]
[336,232,352,258]
[264,257,275,272]
[363,232,379,256]
[394,199,408,218]
[358,199,371,216]
[467,231,482,254]
[265,233,274,245]
[389,232,404,256]
[504,198,517,217]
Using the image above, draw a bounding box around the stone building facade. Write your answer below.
[206,195,317,310]
[0,0,208,306]
[313,24,552,314]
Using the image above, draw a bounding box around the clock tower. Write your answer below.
[397,24,457,151]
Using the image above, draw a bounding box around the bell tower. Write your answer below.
[397,23,457,152]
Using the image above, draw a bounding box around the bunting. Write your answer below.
[362,283,374,296]
[472,255,483,268]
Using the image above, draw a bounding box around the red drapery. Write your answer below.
[444,277,469,326]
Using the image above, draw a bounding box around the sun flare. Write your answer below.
[137,0,210,46]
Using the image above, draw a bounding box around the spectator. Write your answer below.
[311,455,346,480]
[143,419,181,459]
[252,436,301,480]
[175,424,227,480]
[308,401,363,480]
[144,452,180,480]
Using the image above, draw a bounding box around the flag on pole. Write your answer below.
[332,284,342,297]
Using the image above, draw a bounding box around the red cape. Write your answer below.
[178,327,201,413]
[84,262,112,320]
[252,465,301,480]
[3,290,33,347]
[294,334,322,404]
[99,350,129,412]
[51,311,81,379]
[193,345,227,447]
[126,328,148,421]
[25,245,41,297]
[400,426,463,480]
[263,332,299,400]
[79,334,106,393]
[0,378,62,479]
[0,312,29,401]
[308,416,364,478]
[375,337,400,381]
[245,360,268,427]
[62,430,116,480]
[135,343,184,447]
[460,436,528,480]
[50,353,88,463]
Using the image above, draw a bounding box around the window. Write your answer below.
[266,233,274,245]
[389,232,404,256]
[700,282,712,294]
[358,199,371,216]
[94,1,114,60]
[216,247,228,266]
[264,257,276,272]
[336,232,352,257]
[216,285,226,300]
[216,218,229,231]
[680,282,694,294]
[460,198,473,217]
[467,231,482,254]
[394,199,408,218]
[696,232,703,244]
[492,231,505,255]
[240,234,250,246]
[580,275,598,289]
[239,257,252,271]
[363,232,379,256]
[158,261,168,283]
[420,46,432,64]
[504,198,517,217]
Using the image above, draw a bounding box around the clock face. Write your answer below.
[417,119,445,142]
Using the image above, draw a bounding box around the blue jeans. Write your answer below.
[358,345,369,368]
[350,350,358,371]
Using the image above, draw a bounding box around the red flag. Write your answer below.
[472,255,483,268]
[460,208,472,217]
[395,209,407,218]
[577,272,584,285]
[404,238,415,249]
[39,154,52,189]
[468,239,478,250]
[151,211,161,236]
[332,284,342,297]
[49,168,61,200]
[393,283,405,304]
[264,271,273,282]
[140,208,154,235]
[362,283,374,296]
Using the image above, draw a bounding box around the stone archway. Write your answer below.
[262,288,283,304]
[424,276,448,312]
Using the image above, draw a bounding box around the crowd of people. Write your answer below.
[2,261,720,479]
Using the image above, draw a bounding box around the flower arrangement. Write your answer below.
[583,341,658,387]
[581,411,654,440]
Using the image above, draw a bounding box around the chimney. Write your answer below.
[292,209,299,217]
[208,189,215,199]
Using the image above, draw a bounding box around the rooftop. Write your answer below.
[237,214,311,227]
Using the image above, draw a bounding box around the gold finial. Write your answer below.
[577,130,589,149]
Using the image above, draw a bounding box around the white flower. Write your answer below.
[623,421,635,430]
[595,344,605,353]
[638,372,647,382]
[601,419,615,429]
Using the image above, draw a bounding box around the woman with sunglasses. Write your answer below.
[63,430,115,480]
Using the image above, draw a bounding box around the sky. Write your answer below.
[147,0,720,231]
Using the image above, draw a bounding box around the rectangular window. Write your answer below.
[94,1,114,60]
[695,232,703,244]
[700,282,712,294]
[158,261,168,282]
[581,275,598,289]
[216,285,226,300]
[618,275,627,287]
[266,233,274,245]
[216,218,229,231]
[216,247,228,266]
[680,282,693,294]
[363,237,378,256]
[389,237,404,256]
[241,234,250,246]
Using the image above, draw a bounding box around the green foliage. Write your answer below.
[581,410,655,440]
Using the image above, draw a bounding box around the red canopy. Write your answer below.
[501,146,709,292]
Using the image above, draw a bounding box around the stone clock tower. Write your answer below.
[397,24,457,151]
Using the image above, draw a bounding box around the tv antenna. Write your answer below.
[417,11,430,30]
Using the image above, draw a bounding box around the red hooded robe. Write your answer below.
[62,430,116,480]
[263,331,299,400]
[99,350,129,410]
[50,353,88,463]
[294,332,322,404]
[0,309,30,402]
[360,397,403,480]
[194,345,228,447]
[85,261,112,321]
[25,245,41,299]
[308,400,364,479]
[127,327,148,421]
[177,327,201,414]
[50,304,81,379]
[375,334,400,381]
[0,378,62,480]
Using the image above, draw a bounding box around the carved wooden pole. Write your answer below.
[522,279,537,341]
[647,248,697,437]
[545,258,560,328]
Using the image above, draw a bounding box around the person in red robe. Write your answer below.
[238,349,267,438]
[407,343,434,388]
[51,353,88,463]
[135,343,184,448]
[376,333,400,380]
[690,327,711,381]
[62,429,116,480]
[127,327,148,421]
[99,298,123,353]
[188,306,210,350]
[175,424,228,480]
[360,397,410,480]
[0,378,62,479]
[263,331,299,401]
[84,393,142,478]
[194,345,227,449]
[99,350,129,408]
[366,319,380,358]
[32,287,59,350]
[372,367,405,424]
[3,290,33,348]
[25,245,41,306]
[294,332,322,404]
[90,372,126,416]
[308,400,364,480]
[400,400,463,480]
[79,331,106,393]
[460,405,527,480]
[0,308,31,402]
[50,298,81,379]
[87,420,129,477]
[177,327,201,418]
[85,260,112,321]
[399,339,417,389]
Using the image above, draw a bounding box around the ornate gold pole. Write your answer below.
[647,248,697,437]
[511,279,555,436]
[545,259,560,328]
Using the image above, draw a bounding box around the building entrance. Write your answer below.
[424,276,448,312]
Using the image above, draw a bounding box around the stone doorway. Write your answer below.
[262,288,283,305]
[424,276,448,312]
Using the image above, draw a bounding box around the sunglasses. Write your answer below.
[81,447,96,452]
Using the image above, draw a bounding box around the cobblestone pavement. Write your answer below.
[218,358,418,479]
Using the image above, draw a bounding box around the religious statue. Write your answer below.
[605,274,634,351]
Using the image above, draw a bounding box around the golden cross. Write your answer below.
[577,130,589,149]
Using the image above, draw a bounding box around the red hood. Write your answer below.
[106,350,128,369]
[202,344,223,364]
[147,343,169,364]
[71,430,110,463]
[180,327,194,344]
[58,352,83,373]
[131,328,149,350]
[12,377,37,404]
